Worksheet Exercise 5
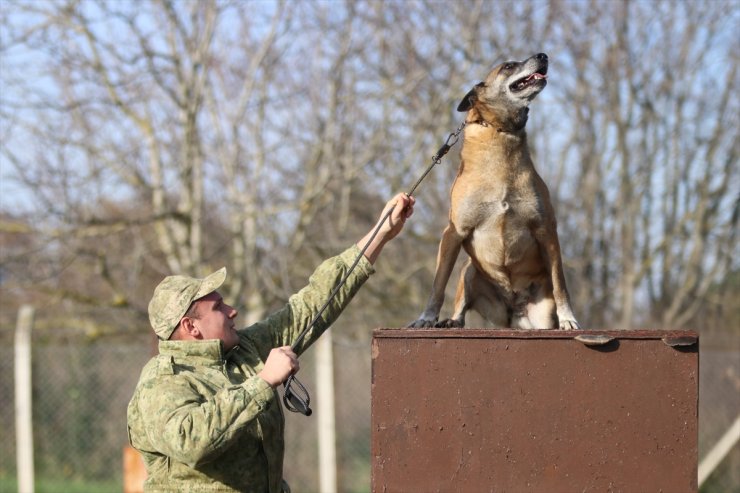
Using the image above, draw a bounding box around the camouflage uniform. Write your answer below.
[127,245,374,492]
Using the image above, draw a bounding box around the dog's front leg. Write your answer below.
[536,225,580,330]
[407,224,464,328]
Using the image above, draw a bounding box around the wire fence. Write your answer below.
[0,330,737,493]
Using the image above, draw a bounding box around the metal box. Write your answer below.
[371,329,698,492]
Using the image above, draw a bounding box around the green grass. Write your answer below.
[0,476,120,493]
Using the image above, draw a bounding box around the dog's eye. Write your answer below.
[503,63,516,71]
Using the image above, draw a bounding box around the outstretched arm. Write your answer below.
[244,192,416,356]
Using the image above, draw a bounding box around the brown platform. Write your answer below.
[371,329,698,493]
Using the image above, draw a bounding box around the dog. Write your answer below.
[408,53,580,330]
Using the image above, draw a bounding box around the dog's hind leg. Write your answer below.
[521,283,557,329]
[437,260,508,328]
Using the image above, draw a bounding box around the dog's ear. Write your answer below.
[457,82,484,112]
[457,89,475,112]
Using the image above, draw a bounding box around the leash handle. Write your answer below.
[283,374,312,416]
[284,120,466,415]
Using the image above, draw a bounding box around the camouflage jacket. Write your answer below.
[127,246,374,492]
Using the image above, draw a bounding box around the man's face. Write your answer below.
[189,291,240,351]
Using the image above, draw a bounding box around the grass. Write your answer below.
[0,475,120,493]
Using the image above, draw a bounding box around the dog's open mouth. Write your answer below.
[510,72,548,92]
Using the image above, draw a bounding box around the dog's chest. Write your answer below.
[456,183,544,268]
[456,184,542,232]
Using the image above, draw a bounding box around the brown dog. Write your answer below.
[409,53,579,330]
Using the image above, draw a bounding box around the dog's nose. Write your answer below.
[536,53,548,61]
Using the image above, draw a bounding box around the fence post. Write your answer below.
[14,305,34,493]
[316,331,337,493]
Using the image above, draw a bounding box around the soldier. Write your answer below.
[127,193,414,493]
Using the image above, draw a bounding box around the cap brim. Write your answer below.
[194,267,227,300]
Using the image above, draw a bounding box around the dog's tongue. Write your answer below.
[527,73,547,80]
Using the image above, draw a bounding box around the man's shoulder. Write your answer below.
[129,355,195,414]
[142,354,176,379]
[131,355,181,396]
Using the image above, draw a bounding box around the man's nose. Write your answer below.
[228,305,238,318]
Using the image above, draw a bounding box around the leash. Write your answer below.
[283,120,467,416]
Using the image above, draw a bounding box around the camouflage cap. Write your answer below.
[148,267,227,340]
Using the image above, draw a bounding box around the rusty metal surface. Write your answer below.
[371,329,698,493]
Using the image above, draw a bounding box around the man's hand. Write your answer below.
[358,193,416,264]
[377,193,415,242]
[259,346,300,387]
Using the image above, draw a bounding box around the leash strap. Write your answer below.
[284,120,466,416]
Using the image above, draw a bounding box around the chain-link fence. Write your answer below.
[0,336,154,492]
[1,329,738,493]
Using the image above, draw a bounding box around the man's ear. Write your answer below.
[179,316,199,338]
[457,82,484,112]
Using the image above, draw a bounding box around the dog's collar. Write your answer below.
[469,118,528,135]
[469,119,510,134]
[469,107,529,134]
[470,118,493,128]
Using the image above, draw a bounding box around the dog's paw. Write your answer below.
[435,318,464,328]
[407,318,438,328]
[559,318,581,330]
